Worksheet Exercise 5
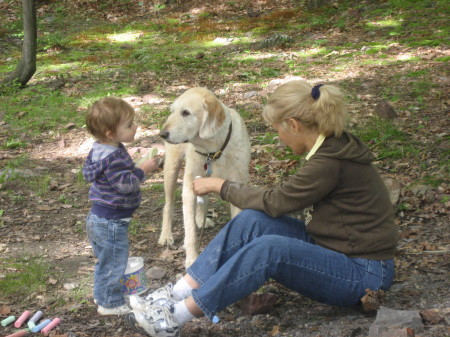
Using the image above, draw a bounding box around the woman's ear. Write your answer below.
[287,118,301,133]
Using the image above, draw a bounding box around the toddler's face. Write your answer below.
[115,116,137,143]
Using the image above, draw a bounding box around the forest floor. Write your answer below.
[0,0,449,336]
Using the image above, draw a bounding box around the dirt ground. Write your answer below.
[1,91,448,337]
[1,1,449,337]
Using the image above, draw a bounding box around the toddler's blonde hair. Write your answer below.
[85,97,135,141]
[262,80,347,137]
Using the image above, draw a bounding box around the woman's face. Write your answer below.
[272,119,317,155]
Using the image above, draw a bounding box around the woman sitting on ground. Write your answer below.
[125,80,398,337]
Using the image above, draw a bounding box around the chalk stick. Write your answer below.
[5,329,29,337]
[28,320,36,329]
[31,318,51,333]
[195,176,204,204]
[41,317,61,335]
[1,315,16,326]
[14,310,30,328]
[29,310,43,323]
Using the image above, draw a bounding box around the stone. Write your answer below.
[146,266,166,280]
[383,177,401,206]
[368,306,424,337]
[239,293,278,315]
[375,101,398,119]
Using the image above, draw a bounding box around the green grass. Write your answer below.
[149,183,164,192]
[0,0,447,184]
[28,174,52,196]
[354,118,420,161]
[0,257,49,299]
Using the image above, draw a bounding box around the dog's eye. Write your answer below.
[181,109,190,117]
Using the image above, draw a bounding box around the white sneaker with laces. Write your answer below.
[125,305,180,337]
[128,283,175,312]
[97,304,131,316]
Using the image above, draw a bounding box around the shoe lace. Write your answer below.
[145,283,174,302]
[146,305,178,330]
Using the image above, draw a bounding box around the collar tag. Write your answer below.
[204,157,212,177]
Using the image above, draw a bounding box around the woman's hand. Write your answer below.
[193,177,225,196]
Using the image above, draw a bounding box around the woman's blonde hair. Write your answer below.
[262,80,347,137]
[85,97,135,141]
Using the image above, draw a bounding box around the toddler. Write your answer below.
[82,97,159,315]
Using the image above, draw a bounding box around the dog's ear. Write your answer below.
[199,94,225,139]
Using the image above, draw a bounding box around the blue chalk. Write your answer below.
[212,315,220,324]
[31,318,51,332]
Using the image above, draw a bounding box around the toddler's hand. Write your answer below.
[137,156,161,174]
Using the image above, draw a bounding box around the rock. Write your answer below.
[254,34,293,50]
[368,306,424,337]
[411,185,433,199]
[146,266,167,280]
[419,309,445,325]
[63,282,79,290]
[360,289,386,313]
[375,101,398,119]
[0,168,36,181]
[243,91,258,99]
[196,52,205,59]
[438,139,450,150]
[239,293,278,315]
[383,177,401,206]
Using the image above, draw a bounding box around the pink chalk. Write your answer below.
[5,329,29,337]
[13,310,30,328]
[41,317,61,335]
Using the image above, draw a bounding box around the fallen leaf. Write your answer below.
[37,206,56,211]
[48,278,58,285]
[0,305,11,315]
[360,288,385,313]
[270,325,280,336]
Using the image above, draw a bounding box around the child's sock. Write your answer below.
[172,277,193,301]
[173,300,195,325]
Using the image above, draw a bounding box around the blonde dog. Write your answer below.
[159,87,251,267]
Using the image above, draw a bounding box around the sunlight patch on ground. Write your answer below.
[396,52,416,61]
[107,31,144,42]
[366,19,403,28]
[38,61,82,73]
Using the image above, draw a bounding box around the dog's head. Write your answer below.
[160,87,226,144]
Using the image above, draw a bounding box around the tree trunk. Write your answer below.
[2,0,37,87]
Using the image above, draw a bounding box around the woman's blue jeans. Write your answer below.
[187,210,395,320]
[86,212,129,308]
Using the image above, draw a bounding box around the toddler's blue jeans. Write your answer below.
[187,209,395,320]
[86,212,129,308]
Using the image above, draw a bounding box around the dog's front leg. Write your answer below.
[182,175,199,268]
[159,143,184,246]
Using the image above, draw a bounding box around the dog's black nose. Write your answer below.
[160,130,169,139]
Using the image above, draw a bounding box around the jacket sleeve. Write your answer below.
[104,155,145,194]
[220,157,341,217]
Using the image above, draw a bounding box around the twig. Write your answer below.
[404,250,449,255]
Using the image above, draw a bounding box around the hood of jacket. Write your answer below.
[314,131,374,164]
[83,143,123,183]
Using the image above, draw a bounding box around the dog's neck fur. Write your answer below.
[191,108,232,156]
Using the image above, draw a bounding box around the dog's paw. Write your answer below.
[196,216,215,229]
[158,234,174,246]
[204,217,215,228]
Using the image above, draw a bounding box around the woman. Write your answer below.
[126,80,398,337]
